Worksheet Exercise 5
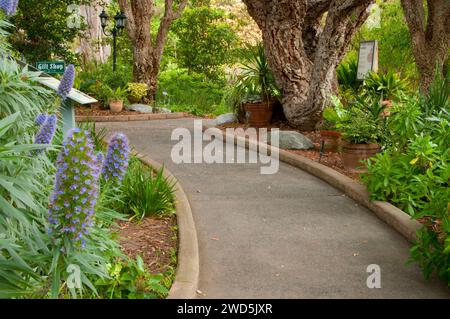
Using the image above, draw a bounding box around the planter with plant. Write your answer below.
[106,86,128,113]
[339,107,383,173]
[320,96,347,152]
[232,43,280,127]
[127,82,148,104]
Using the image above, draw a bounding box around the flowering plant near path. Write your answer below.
[35,113,47,126]
[0,0,18,16]
[48,128,102,249]
[33,114,56,153]
[57,64,75,100]
[103,133,130,185]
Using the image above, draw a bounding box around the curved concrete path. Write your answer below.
[98,118,449,298]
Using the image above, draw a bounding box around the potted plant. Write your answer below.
[339,107,382,173]
[236,43,280,127]
[127,82,148,104]
[106,86,128,113]
[320,96,346,152]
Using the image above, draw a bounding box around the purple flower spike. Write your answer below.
[0,0,13,16]
[33,114,57,153]
[10,0,18,14]
[35,113,48,126]
[48,128,102,249]
[57,64,75,100]
[102,133,129,185]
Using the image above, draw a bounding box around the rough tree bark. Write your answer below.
[243,0,372,130]
[400,0,450,92]
[80,1,111,64]
[117,0,188,99]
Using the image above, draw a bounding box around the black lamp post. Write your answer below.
[99,10,127,72]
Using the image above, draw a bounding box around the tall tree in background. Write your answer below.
[400,0,450,92]
[117,0,189,99]
[10,0,91,63]
[80,0,111,65]
[243,0,373,130]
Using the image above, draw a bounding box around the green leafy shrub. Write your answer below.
[361,71,450,284]
[119,157,175,221]
[95,256,169,299]
[157,68,225,116]
[126,82,148,103]
[363,70,410,100]
[336,58,360,94]
[171,5,239,79]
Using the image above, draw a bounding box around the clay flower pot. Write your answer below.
[341,142,380,173]
[320,130,342,152]
[243,101,274,127]
[109,100,124,113]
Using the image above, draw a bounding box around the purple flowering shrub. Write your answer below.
[57,64,75,100]
[48,128,102,249]
[102,133,129,184]
[35,113,48,126]
[33,114,57,153]
[0,0,18,16]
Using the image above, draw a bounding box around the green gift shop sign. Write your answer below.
[36,61,66,74]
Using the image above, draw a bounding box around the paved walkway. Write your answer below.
[98,118,449,298]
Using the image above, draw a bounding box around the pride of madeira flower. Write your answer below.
[0,0,18,16]
[33,114,57,153]
[57,64,75,101]
[48,128,102,249]
[102,133,129,185]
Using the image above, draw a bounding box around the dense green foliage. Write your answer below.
[0,19,176,297]
[361,71,450,284]
[10,0,91,63]
[171,5,239,78]
[344,0,416,80]
[157,68,227,115]
[119,157,176,221]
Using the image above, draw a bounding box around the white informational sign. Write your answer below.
[356,40,378,80]
[36,77,97,105]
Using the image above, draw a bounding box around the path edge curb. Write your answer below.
[203,126,421,243]
[76,112,187,123]
[132,149,199,299]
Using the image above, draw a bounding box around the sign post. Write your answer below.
[36,61,66,75]
[356,40,378,80]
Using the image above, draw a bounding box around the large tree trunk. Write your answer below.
[401,0,450,92]
[79,1,111,65]
[243,0,372,130]
[118,0,188,100]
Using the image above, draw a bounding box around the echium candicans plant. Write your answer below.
[102,133,130,185]
[48,128,102,249]
[0,0,18,16]
[33,114,57,153]
[35,113,47,126]
[57,64,75,101]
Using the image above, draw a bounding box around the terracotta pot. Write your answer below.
[109,100,124,113]
[320,130,341,153]
[341,142,380,173]
[243,101,274,127]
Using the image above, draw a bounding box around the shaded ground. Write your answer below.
[116,215,177,274]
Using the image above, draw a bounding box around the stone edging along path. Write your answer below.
[76,112,187,123]
[132,150,200,299]
[203,126,422,243]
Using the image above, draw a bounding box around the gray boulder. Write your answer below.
[214,113,236,126]
[268,130,314,150]
[126,104,153,113]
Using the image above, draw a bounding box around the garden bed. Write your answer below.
[116,215,177,275]
[216,121,361,181]
[75,104,146,117]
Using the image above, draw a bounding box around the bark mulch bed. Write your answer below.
[217,121,360,182]
[115,215,177,275]
[75,105,145,117]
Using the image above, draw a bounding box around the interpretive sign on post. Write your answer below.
[36,61,66,74]
[356,40,378,80]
